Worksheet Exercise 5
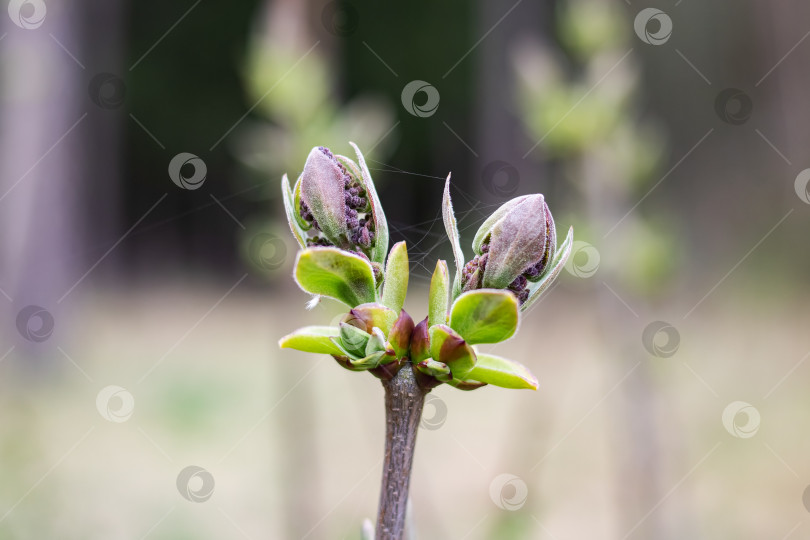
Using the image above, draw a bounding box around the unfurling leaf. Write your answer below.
[279,326,344,356]
[388,310,414,359]
[442,175,465,300]
[339,322,372,357]
[447,378,488,391]
[416,358,452,382]
[449,289,519,345]
[428,324,476,380]
[282,174,307,249]
[381,241,409,313]
[428,260,449,327]
[294,247,377,307]
[410,317,431,363]
[465,353,538,390]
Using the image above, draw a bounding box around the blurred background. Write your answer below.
[1,0,809,538]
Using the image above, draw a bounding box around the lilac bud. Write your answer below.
[291,145,389,263]
[460,194,558,304]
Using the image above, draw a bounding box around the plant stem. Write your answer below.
[375,365,428,540]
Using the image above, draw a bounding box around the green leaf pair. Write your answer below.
[279,304,408,373]
[293,240,410,310]
[418,265,537,390]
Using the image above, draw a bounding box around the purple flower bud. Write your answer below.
[292,145,389,263]
[461,194,558,304]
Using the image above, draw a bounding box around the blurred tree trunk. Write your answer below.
[258,1,321,536]
[754,0,810,202]
[0,2,86,365]
[474,0,553,207]
[580,154,667,540]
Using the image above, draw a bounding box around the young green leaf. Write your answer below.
[446,378,488,391]
[281,174,307,249]
[348,350,389,369]
[428,260,449,327]
[429,324,477,380]
[449,289,519,344]
[465,353,538,390]
[388,310,414,359]
[279,326,344,356]
[410,317,431,363]
[294,247,377,308]
[522,226,573,312]
[339,322,371,357]
[365,327,389,356]
[416,358,453,382]
[345,303,399,336]
[381,241,409,313]
[442,174,465,300]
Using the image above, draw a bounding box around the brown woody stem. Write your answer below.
[375,365,428,540]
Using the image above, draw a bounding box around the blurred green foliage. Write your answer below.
[514,0,677,296]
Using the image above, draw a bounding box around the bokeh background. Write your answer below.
[1,0,809,538]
